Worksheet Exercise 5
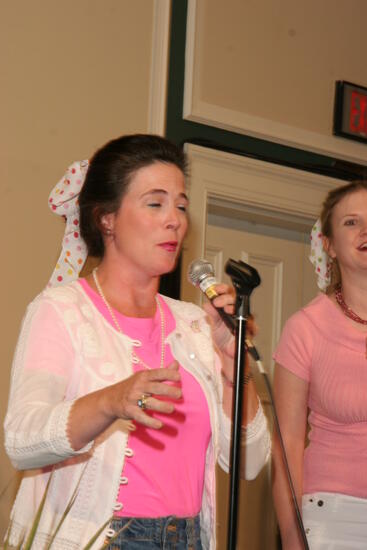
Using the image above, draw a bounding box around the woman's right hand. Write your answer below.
[68,362,182,450]
[103,361,182,430]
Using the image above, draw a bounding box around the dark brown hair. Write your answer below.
[78,134,188,257]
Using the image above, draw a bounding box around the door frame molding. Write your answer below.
[181,143,343,303]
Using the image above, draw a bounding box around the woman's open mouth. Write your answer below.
[159,241,178,252]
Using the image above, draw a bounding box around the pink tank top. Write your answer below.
[79,279,211,517]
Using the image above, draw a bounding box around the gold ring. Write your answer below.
[137,394,149,410]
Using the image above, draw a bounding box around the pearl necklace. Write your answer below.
[92,268,165,370]
[335,285,367,325]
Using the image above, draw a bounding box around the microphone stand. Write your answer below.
[226,289,250,550]
[224,259,261,550]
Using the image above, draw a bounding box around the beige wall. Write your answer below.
[184,0,367,163]
[196,0,364,133]
[0,0,158,537]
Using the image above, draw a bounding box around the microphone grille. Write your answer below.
[187,259,215,287]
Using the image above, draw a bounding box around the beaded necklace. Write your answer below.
[92,267,165,370]
[335,285,367,325]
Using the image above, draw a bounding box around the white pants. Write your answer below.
[302,492,367,549]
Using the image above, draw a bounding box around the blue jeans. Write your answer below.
[105,515,203,549]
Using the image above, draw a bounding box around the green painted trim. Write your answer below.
[166,0,366,181]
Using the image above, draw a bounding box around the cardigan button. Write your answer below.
[120,476,128,485]
[113,502,123,511]
[125,447,134,457]
[189,353,196,360]
[106,528,116,538]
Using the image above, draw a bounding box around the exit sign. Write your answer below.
[334,81,367,144]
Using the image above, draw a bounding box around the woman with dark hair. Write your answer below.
[272,180,367,549]
[4,134,270,549]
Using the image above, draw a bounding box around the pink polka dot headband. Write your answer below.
[48,160,89,287]
[309,219,331,291]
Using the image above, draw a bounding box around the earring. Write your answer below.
[101,224,112,236]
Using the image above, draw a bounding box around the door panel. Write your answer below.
[206,221,318,378]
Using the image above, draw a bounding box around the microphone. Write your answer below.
[187,258,263,366]
[187,259,236,334]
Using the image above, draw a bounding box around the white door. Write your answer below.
[205,214,318,550]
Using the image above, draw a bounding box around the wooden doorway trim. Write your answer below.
[181,143,343,304]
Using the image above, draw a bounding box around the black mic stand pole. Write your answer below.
[226,289,250,550]
[224,258,260,550]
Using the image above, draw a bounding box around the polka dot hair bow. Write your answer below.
[48,160,89,287]
[309,218,331,292]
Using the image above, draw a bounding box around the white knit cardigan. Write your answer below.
[4,282,270,549]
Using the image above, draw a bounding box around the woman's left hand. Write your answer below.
[204,284,259,423]
[203,283,236,351]
[203,283,257,355]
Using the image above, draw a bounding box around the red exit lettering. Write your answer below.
[350,91,367,135]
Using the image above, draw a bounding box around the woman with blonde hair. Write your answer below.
[273,180,367,549]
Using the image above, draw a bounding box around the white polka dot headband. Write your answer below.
[309,219,332,291]
[48,160,89,287]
